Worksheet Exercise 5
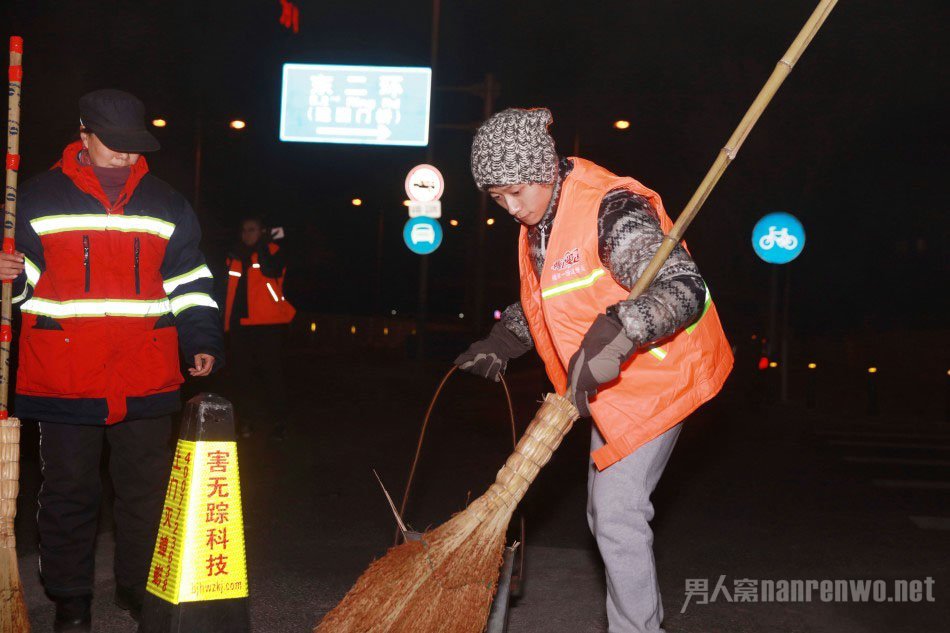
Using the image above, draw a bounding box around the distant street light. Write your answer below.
[613,120,631,130]
[229,119,247,130]
[807,362,817,369]
[769,361,778,368]
[486,218,495,226]
[868,367,878,374]
[403,200,411,207]
[449,219,459,227]
[351,198,363,207]
[151,118,167,128]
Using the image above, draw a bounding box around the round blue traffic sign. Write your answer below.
[752,212,805,264]
[403,217,443,255]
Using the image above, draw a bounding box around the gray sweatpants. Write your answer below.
[587,423,683,633]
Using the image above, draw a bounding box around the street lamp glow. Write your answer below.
[868,367,877,374]
[350,325,357,334]
[486,218,495,226]
[310,322,316,332]
[769,361,778,368]
[449,219,459,227]
[403,200,411,207]
[229,119,247,130]
[458,313,464,319]
[351,198,363,207]
[613,119,631,130]
[807,362,817,369]
[151,118,167,128]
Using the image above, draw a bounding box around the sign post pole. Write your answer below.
[753,212,805,404]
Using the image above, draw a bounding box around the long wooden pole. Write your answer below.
[627,0,838,302]
[0,35,30,632]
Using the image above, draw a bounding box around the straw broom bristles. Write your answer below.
[1,418,29,632]
[315,394,578,633]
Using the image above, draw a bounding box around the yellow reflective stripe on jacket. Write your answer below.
[163,265,213,294]
[20,297,171,318]
[170,292,218,316]
[31,214,176,239]
[541,268,607,299]
[685,286,713,334]
[23,256,41,286]
[647,346,667,361]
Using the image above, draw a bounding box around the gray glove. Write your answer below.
[566,311,636,417]
[455,321,532,382]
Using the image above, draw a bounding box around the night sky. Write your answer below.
[2,0,947,341]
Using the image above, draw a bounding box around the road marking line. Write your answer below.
[909,516,950,531]
[843,456,950,467]
[828,440,950,451]
[872,479,950,491]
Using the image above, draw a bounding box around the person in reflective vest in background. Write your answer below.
[224,216,295,439]
[455,108,733,633]
[0,89,223,631]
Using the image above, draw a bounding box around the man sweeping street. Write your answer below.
[456,107,733,633]
[0,88,223,631]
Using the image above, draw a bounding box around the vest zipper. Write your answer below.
[83,235,90,292]
[134,237,141,295]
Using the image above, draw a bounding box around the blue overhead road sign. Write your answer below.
[279,63,432,146]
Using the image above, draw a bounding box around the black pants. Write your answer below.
[228,324,289,428]
[38,416,172,598]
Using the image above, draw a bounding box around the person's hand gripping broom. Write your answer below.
[315,1,839,631]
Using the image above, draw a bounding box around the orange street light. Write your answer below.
[613,120,631,130]
[403,200,411,207]
[486,218,495,226]
[151,118,167,128]
[229,119,247,130]
[868,367,877,374]
[807,363,817,369]
[449,219,459,227]
[351,198,363,207]
[769,361,778,368]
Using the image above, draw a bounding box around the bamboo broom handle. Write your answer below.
[627,0,838,302]
[1,37,23,418]
[1,36,24,550]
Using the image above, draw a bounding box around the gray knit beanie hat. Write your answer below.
[471,107,557,190]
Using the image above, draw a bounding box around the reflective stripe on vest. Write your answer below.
[541,268,606,299]
[31,214,176,239]
[21,297,171,318]
[163,265,213,294]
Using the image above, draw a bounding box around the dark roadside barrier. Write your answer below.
[139,393,250,633]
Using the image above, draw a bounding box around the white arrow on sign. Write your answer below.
[315,124,392,141]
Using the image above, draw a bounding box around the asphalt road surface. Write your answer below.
[13,352,950,632]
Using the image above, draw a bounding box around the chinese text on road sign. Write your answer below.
[280,63,432,146]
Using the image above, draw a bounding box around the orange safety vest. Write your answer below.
[225,243,296,331]
[519,158,733,470]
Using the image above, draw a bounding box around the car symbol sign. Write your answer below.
[403,217,443,255]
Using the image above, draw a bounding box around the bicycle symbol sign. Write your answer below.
[752,212,805,264]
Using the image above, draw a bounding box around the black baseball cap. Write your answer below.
[79,89,160,153]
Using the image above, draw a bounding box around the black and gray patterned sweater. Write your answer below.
[501,158,706,350]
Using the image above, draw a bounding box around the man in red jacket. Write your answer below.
[0,89,222,631]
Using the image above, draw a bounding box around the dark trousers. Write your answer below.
[38,416,172,598]
[228,324,289,429]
